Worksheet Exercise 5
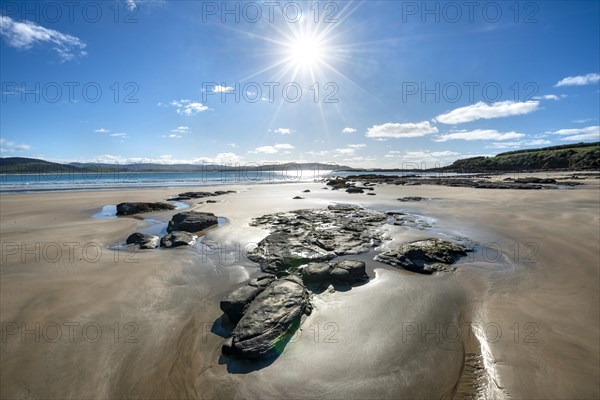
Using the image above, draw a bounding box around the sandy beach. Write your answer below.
[1,175,599,399]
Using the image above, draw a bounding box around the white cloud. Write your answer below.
[434,101,539,124]
[366,121,438,138]
[404,151,459,158]
[171,126,190,134]
[91,152,242,165]
[533,94,566,101]
[558,133,600,141]
[0,138,31,153]
[307,150,329,156]
[169,99,209,116]
[0,16,87,62]
[342,127,357,134]
[94,128,110,133]
[110,132,128,138]
[347,144,366,148]
[227,143,238,148]
[553,126,599,142]
[435,129,525,142]
[553,126,599,136]
[213,85,234,93]
[573,118,592,124]
[126,0,137,10]
[487,139,551,149]
[250,143,295,154]
[271,128,294,135]
[555,73,600,87]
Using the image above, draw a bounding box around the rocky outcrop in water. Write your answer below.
[167,211,218,233]
[160,231,197,248]
[126,233,160,249]
[375,238,470,274]
[167,190,236,201]
[221,275,311,359]
[116,202,175,215]
[248,205,386,275]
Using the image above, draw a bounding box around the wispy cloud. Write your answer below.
[270,128,294,135]
[0,16,87,62]
[366,121,438,138]
[169,99,209,115]
[487,139,551,149]
[553,126,599,141]
[573,118,592,123]
[109,132,128,138]
[434,101,539,124]
[533,94,566,101]
[0,138,31,153]
[94,128,110,133]
[555,73,600,87]
[250,143,295,154]
[434,129,525,142]
[342,127,357,134]
[227,143,239,148]
[171,126,190,134]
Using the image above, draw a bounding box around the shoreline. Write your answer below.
[1,178,598,399]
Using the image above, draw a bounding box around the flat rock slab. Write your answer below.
[160,231,197,247]
[248,205,386,275]
[222,275,311,359]
[116,202,175,215]
[376,238,470,274]
[167,211,218,233]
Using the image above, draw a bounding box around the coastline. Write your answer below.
[1,175,599,399]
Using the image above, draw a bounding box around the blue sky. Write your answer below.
[1,0,599,168]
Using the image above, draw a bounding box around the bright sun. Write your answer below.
[288,36,325,69]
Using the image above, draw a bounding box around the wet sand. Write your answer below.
[1,176,599,399]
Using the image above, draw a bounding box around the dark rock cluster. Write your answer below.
[116,202,175,215]
[247,204,386,275]
[167,190,236,201]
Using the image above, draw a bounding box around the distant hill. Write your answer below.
[1,157,350,174]
[0,157,87,174]
[444,142,600,172]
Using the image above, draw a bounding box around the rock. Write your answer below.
[220,274,276,323]
[376,239,470,274]
[293,196,304,199]
[397,197,422,202]
[333,260,368,282]
[126,232,159,249]
[222,275,311,359]
[206,200,217,203]
[345,187,364,194]
[367,192,376,195]
[116,202,175,215]
[248,206,386,275]
[168,190,236,201]
[302,263,332,283]
[303,189,311,193]
[160,231,197,248]
[514,177,557,184]
[167,211,218,233]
